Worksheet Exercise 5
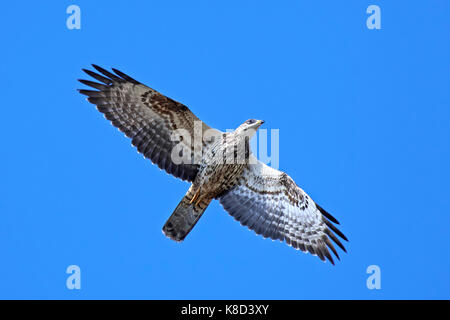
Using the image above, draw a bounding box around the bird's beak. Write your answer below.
[258,120,265,126]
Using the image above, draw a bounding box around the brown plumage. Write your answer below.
[78,65,348,264]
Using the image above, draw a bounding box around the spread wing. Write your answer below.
[219,155,348,264]
[78,65,222,182]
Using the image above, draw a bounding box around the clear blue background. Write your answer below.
[0,1,448,299]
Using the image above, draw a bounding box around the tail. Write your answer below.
[162,188,212,242]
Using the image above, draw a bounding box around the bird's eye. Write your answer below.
[246,119,256,124]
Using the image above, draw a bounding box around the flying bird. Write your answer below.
[78,65,348,264]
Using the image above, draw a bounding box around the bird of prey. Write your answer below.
[78,65,348,264]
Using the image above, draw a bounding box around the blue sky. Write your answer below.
[0,1,448,299]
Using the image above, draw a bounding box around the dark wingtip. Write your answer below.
[322,247,335,265]
[111,68,140,84]
[91,65,123,81]
[316,203,340,225]
[322,214,348,242]
[323,236,341,261]
[82,68,113,84]
[91,63,102,70]
[324,225,347,254]
[78,89,96,96]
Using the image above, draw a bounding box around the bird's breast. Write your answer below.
[195,138,248,197]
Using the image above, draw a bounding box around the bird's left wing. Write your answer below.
[219,155,348,264]
[78,65,222,182]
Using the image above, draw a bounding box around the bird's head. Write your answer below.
[235,119,265,137]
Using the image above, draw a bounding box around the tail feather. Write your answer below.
[162,191,211,242]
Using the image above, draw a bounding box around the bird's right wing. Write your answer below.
[78,65,223,182]
[219,155,348,264]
